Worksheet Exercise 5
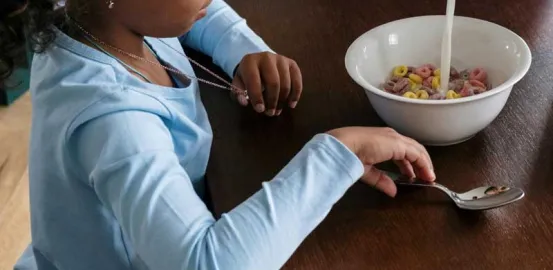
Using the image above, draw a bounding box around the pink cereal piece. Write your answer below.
[459,85,475,97]
[429,93,445,100]
[459,88,473,97]
[393,78,410,93]
[469,79,486,89]
[421,64,437,72]
[415,66,432,78]
[423,76,433,88]
[469,67,487,82]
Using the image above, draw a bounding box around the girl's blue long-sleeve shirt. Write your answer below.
[14,1,364,269]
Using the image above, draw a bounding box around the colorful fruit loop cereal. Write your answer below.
[381,64,492,100]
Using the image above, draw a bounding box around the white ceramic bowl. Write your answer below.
[345,15,532,146]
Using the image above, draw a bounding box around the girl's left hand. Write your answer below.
[232,52,303,116]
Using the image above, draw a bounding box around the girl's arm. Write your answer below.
[179,0,274,78]
[73,110,363,270]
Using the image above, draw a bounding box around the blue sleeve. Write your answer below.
[75,110,364,270]
[179,0,274,77]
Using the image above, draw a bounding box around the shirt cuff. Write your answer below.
[309,133,365,183]
[212,22,274,78]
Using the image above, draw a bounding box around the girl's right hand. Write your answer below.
[327,127,436,197]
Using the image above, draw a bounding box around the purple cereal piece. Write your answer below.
[383,80,395,92]
[473,86,486,94]
[459,70,470,80]
[429,93,445,100]
[397,84,411,95]
[450,67,459,79]
[448,79,465,92]
[390,75,403,82]
[421,85,437,95]
[393,78,410,93]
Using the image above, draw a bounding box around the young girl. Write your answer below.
[1,0,436,269]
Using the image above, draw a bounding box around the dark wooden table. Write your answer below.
[191,0,553,269]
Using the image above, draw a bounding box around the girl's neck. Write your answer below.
[65,8,149,58]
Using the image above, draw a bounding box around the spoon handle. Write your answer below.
[384,170,454,196]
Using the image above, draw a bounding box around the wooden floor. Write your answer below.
[0,93,32,270]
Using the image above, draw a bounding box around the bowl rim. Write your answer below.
[344,15,532,105]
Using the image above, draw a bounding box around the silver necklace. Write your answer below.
[65,13,249,99]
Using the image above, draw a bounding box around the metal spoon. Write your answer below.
[385,171,525,210]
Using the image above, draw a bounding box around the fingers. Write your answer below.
[396,136,436,182]
[276,58,291,116]
[401,136,434,181]
[239,59,265,113]
[289,60,303,109]
[231,75,249,107]
[260,55,280,116]
[327,126,435,184]
[394,159,415,180]
[360,165,397,197]
[235,53,303,116]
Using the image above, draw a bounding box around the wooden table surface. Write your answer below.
[193,0,553,269]
[0,93,32,270]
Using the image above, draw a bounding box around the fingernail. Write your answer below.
[430,170,436,180]
[238,95,248,106]
[255,104,265,113]
[266,109,275,116]
[290,101,298,109]
[276,109,282,116]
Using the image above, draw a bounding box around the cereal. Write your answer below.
[446,90,460,99]
[415,66,432,78]
[469,67,487,82]
[394,65,408,77]
[459,69,470,80]
[381,64,492,100]
[409,80,422,91]
[423,76,433,88]
[408,73,423,84]
[393,78,410,93]
[469,79,486,89]
[415,89,429,99]
[421,64,436,72]
[431,76,441,89]
[403,91,417,98]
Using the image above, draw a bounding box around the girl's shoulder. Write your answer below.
[29,35,175,145]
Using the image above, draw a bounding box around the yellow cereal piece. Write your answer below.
[434,68,441,76]
[432,76,441,89]
[415,89,429,99]
[408,74,423,84]
[446,90,460,99]
[393,65,408,77]
[402,91,417,99]
[410,82,422,91]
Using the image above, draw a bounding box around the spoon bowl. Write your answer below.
[387,171,525,210]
